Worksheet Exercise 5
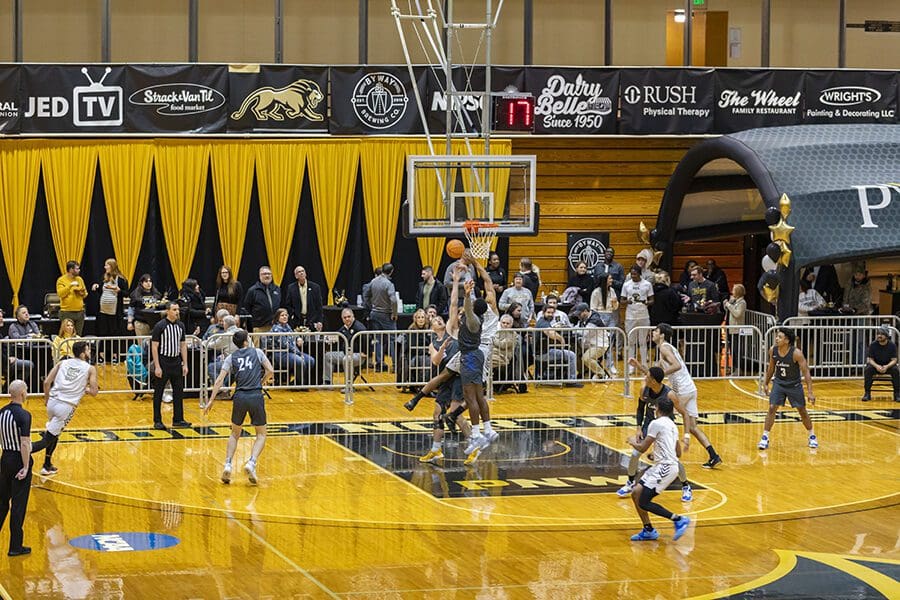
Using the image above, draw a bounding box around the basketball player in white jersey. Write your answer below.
[630,323,721,469]
[33,340,98,475]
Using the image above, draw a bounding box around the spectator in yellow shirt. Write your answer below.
[56,260,87,335]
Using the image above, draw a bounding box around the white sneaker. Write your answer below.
[465,434,483,455]
[221,463,232,484]
[591,374,604,381]
[616,480,634,498]
[486,430,500,444]
[758,435,769,450]
[808,434,818,449]
[244,461,258,484]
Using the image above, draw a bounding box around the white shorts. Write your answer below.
[640,462,679,494]
[446,352,460,374]
[46,398,78,436]
[479,343,492,380]
[678,390,699,418]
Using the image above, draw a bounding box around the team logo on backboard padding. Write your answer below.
[230,78,324,122]
[351,72,408,129]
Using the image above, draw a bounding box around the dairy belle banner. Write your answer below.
[0,64,896,135]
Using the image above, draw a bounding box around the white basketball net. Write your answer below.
[463,221,498,264]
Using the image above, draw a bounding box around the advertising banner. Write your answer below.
[527,68,618,134]
[228,65,328,133]
[0,67,20,134]
[714,69,803,133]
[424,66,526,135]
[566,232,610,282]
[19,65,127,133]
[329,66,427,135]
[802,70,897,124]
[126,64,228,133]
[619,68,715,134]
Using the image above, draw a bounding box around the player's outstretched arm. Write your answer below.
[86,366,99,397]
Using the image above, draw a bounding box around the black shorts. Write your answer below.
[769,381,805,408]
[459,349,484,386]
[231,392,267,427]
[436,376,463,409]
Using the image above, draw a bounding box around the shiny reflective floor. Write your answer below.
[1,379,898,599]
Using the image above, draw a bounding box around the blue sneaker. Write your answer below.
[673,516,691,540]
[630,528,659,541]
[681,485,693,502]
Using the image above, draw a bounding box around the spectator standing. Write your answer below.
[127,275,164,337]
[364,263,398,371]
[723,284,748,375]
[415,266,449,316]
[677,260,699,295]
[687,266,720,309]
[567,261,595,304]
[622,265,654,370]
[178,279,208,337]
[243,266,281,333]
[283,265,324,331]
[499,275,535,323]
[150,302,191,430]
[56,261,87,336]
[635,250,655,283]
[594,247,625,297]
[844,267,872,315]
[705,259,730,298]
[590,274,620,375]
[518,258,541,301]
[213,265,243,316]
[861,326,899,402]
[486,253,507,299]
[649,272,683,326]
[91,258,128,350]
[0,380,33,557]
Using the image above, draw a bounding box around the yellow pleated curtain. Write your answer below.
[0,141,41,306]
[154,141,210,288]
[458,140,512,252]
[255,142,308,286]
[307,141,360,302]
[97,142,154,285]
[359,139,406,271]
[211,143,255,280]
[41,141,99,274]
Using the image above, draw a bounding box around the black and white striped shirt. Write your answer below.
[0,403,31,452]
[151,318,186,359]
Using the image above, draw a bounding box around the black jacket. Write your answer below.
[650,283,684,326]
[242,281,282,328]
[178,288,207,336]
[283,280,324,329]
[415,280,449,315]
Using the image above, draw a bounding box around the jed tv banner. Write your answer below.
[619,68,715,134]
[126,65,229,133]
[802,70,898,124]
[527,68,618,135]
[228,65,329,133]
[424,66,525,135]
[19,64,127,133]
[0,66,19,134]
[330,66,428,135]
[714,69,803,133]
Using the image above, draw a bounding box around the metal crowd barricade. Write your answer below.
[630,324,766,383]
[765,324,900,379]
[744,309,777,337]
[345,328,434,393]
[0,336,55,396]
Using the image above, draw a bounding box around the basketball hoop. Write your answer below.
[463,220,498,264]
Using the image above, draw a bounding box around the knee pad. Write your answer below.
[449,405,466,421]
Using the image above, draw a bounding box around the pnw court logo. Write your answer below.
[568,237,607,273]
[230,78,324,122]
[352,72,408,129]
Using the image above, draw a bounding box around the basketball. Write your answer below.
[446,239,465,259]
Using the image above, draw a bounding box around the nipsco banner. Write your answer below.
[714,70,803,133]
[619,69,715,134]
[0,67,19,133]
[228,65,328,133]
[330,67,427,135]
[802,70,897,124]
[19,65,127,133]
[567,232,610,282]
[424,66,525,135]
[527,68,618,134]
[126,65,228,133]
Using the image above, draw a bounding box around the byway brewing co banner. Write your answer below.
[228,65,329,133]
[526,68,618,134]
[330,67,428,135]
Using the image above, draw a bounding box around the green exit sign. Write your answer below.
[693,0,707,6]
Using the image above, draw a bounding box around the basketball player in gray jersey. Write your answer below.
[33,341,98,475]
[759,327,817,450]
[205,329,274,484]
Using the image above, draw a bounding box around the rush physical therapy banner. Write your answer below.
[0,64,897,135]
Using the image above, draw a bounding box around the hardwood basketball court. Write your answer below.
[1,377,897,599]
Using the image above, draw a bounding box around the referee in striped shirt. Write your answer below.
[1,380,33,557]
[151,302,192,430]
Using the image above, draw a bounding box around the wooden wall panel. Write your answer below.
[507,137,745,298]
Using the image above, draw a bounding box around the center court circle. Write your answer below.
[69,532,180,552]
